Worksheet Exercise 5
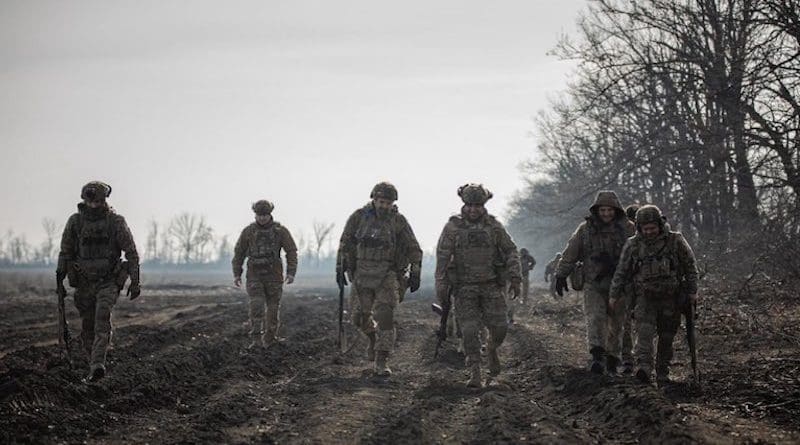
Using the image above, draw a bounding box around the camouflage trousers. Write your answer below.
[246,275,283,342]
[621,293,636,365]
[73,280,120,372]
[583,285,626,360]
[350,272,399,353]
[634,296,681,376]
[454,283,508,366]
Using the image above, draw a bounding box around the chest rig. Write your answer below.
[247,224,281,267]
[634,233,680,298]
[75,213,118,281]
[355,211,396,263]
[452,217,498,284]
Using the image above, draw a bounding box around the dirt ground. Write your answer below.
[1,270,798,444]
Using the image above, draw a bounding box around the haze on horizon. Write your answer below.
[0,0,584,253]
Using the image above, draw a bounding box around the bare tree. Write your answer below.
[312,221,335,266]
[40,218,58,265]
[168,213,215,264]
[145,220,159,263]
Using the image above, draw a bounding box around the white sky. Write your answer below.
[0,0,584,252]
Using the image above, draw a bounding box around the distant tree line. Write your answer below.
[509,0,800,278]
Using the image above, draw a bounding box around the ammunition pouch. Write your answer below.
[569,262,585,291]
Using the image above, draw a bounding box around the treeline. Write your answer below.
[509,0,800,281]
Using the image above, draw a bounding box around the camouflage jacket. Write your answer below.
[520,252,536,275]
[435,212,521,294]
[232,221,298,282]
[555,217,635,288]
[544,256,560,280]
[57,203,139,287]
[336,202,422,277]
[609,230,698,300]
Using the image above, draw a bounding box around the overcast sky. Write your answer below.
[0,0,585,252]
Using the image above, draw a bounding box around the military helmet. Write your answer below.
[252,200,274,215]
[625,204,640,222]
[80,181,112,201]
[635,205,665,229]
[458,183,493,205]
[520,248,529,255]
[370,182,398,201]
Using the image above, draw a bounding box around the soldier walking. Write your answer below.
[544,252,561,298]
[232,200,298,349]
[554,191,635,374]
[56,181,140,382]
[336,182,422,377]
[435,184,521,387]
[609,205,699,385]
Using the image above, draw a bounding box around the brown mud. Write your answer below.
[1,273,798,444]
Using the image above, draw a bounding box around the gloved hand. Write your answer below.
[408,270,421,293]
[555,276,569,297]
[509,278,522,300]
[234,276,242,288]
[336,267,348,287]
[127,282,141,300]
[285,275,295,285]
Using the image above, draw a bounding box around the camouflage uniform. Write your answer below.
[232,201,298,346]
[610,205,698,383]
[336,184,422,375]
[555,191,634,373]
[519,249,536,302]
[56,182,140,380]
[544,253,561,297]
[436,184,521,386]
[621,204,640,372]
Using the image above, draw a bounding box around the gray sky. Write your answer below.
[0,0,584,252]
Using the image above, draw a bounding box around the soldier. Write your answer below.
[609,205,698,385]
[621,204,640,374]
[519,248,536,302]
[544,252,561,298]
[232,200,298,349]
[336,182,422,377]
[507,248,535,323]
[56,181,140,382]
[435,184,521,388]
[554,191,634,375]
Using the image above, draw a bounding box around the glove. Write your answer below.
[285,275,295,285]
[127,282,141,300]
[336,268,348,287]
[509,278,522,300]
[408,270,421,293]
[555,276,569,297]
[234,276,242,288]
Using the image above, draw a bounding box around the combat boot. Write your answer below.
[487,347,501,377]
[606,355,620,376]
[374,351,392,377]
[366,333,376,362]
[635,368,651,384]
[85,365,105,383]
[589,346,605,375]
[466,364,483,388]
[622,361,634,375]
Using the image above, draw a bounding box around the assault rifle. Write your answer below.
[56,277,73,368]
[681,293,700,383]
[432,298,451,358]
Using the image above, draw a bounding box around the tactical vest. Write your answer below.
[247,224,281,267]
[452,217,498,284]
[355,212,396,263]
[634,233,680,298]
[75,213,118,282]
[581,219,629,285]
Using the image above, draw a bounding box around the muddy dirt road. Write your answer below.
[1,272,798,444]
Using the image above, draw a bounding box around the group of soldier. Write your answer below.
[55,180,697,389]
